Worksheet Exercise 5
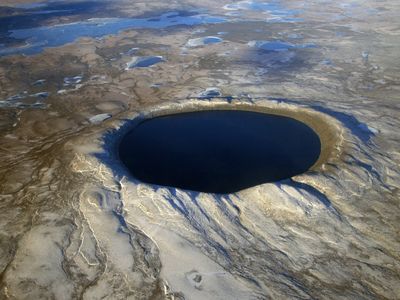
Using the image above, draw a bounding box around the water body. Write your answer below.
[203,36,223,45]
[0,1,106,33]
[223,0,302,22]
[0,1,304,56]
[0,11,225,56]
[225,0,293,12]
[187,36,223,47]
[126,56,164,69]
[119,110,321,193]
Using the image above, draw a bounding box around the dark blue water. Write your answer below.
[0,1,105,34]
[119,110,321,194]
[0,9,225,56]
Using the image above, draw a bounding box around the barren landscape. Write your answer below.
[0,0,399,299]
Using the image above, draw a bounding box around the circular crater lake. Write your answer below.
[119,110,321,193]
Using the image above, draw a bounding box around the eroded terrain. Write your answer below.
[0,0,399,299]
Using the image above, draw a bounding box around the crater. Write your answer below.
[118,107,327,194]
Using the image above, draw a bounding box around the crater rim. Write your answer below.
[114,100,344,193]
